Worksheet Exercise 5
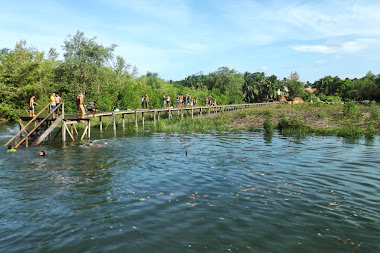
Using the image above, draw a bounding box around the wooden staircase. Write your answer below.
[4,103,63,148]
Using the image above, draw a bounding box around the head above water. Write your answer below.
[39,151,45,156]
[89,141,94,147]
[8,145,13,150]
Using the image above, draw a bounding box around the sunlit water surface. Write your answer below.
[0,124,379,253]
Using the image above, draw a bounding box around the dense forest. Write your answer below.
[1,31,380,121]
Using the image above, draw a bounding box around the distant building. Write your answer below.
[305,87,318,94]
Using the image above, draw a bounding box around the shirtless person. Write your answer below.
[145,94,149,109]
[76,92,81,115]
[79,92,85,118]
[29,96,38,117]
[55,93,62,116]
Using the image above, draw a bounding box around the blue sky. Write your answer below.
[1,0,380,82]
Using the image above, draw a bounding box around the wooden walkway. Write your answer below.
[9,102,278,147]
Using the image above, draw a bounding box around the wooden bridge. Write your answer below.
[5,102,277,148]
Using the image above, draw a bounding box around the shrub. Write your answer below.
[263,116,274,134]
[278,118,308,131]
[344,101,360,117]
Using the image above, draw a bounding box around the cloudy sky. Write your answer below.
[1,0,380,82]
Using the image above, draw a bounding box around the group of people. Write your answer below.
[29,92,61,118]
[7,144,45,156]
[162,94,171,108]
[175,94,197,108]
[205,96,217,106]
[76,92,98,118]
[141,94,149,109]
[28,92,217,118]
[28,92,98,119]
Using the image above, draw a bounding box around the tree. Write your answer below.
[286,72,304,99]
[57,30,117,96]
[0,41,57,119]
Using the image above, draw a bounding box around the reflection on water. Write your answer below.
[0,125,379,252]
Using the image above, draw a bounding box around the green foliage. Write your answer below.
[156,115,229,132]
[263,115,274,134]
[242,72,283,103]
[320,95,342,103]
[278,118,308,131]
[287,79,305,99]
[343,101,360,117]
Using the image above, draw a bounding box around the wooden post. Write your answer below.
[154,110,156,126]
[80,125,88,140]
[169,108,171,119]
[99,116,103,131]
[48,121,51,141]
[158,111,160,121]
[113,114,116,132]
[142,112,145,129]
[200,108,202,116]
[135,111,138,130]
[88,120,91,139]
[181,109,184,119]
[122,114,125,131]
[208,108,211,115]
[191,108,194,119]
[26,136,28,148]
[73,124,78,135]
[62,121,66,142]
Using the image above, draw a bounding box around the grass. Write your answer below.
[155,115,230,133]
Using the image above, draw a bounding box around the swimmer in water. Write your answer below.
[7,145,16,152]
[88,141,107,147]
[40,151,46,156]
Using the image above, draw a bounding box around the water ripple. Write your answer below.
[0,130,379,252]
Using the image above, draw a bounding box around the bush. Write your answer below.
[320,95,342,103]
[278,118,308,131]
[263,116,274,134]
[344,101,360,117]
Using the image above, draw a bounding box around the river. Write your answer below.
[0,124,379,252]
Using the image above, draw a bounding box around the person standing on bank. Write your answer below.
[29,96,38,117]
[141,95,145,109]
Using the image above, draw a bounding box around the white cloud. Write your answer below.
[293,38,379,54]
[293,45,334,54]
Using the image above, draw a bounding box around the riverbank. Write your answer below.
[155,103,380,138]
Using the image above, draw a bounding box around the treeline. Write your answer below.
[0,31,379,121]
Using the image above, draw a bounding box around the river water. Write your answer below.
[0,124,379,253]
